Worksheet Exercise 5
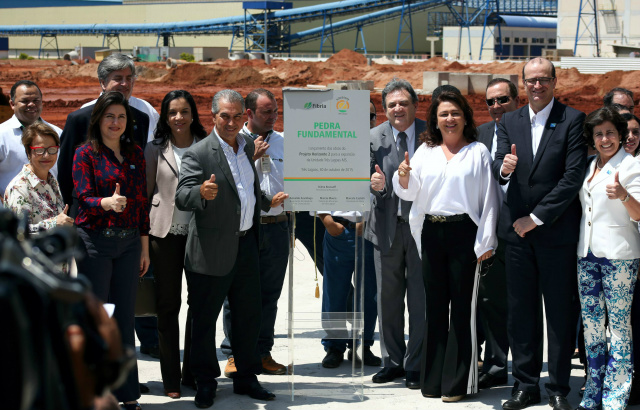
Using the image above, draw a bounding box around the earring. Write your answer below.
[436,125,439,129]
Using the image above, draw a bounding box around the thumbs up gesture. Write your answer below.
[371,164,386,191]
[101,183,128,212]
[56,204,74,226]
[397,152,412,188]
[200,174,218,201]
[502,144,518,176]
[606,171,628,200]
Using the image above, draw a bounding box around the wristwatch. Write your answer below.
[621,192,631,203]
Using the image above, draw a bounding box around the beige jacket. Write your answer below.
[145,137,203,238]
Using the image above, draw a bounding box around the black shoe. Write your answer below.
[405,371,420,389]
[139,383,150,394]
[322,348,344,368]
[372,366,406,383]
[478,373,508,389]
[548,395,571,410]
[233,380,276,401]
[194,386,216,409]
[347,347,382,367]
[502,390,541,410]
[139,345,160,359]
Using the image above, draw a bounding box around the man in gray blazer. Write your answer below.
[366,79,426,389]
[175,90,286,408]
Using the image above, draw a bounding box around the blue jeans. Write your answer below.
[221,220,290,357]
[321,227,377,352]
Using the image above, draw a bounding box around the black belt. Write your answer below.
[100,227,138,239]
[332,217,357,230]
[260,214,288,224]
[425,214,470,223]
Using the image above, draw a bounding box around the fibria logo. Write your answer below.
[304,102,327,109]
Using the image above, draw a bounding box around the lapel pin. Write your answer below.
[606,170,611,175]
[130,165,136,169]
[550,123,557,128]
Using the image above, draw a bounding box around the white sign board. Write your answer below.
[283,89,370,212]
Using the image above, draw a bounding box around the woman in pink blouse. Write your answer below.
[4,122,73,233]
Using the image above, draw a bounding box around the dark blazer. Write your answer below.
[58,104,150,208]
[491,100,587,245]
[175,132,271,277]
[365,119,427,254]
[477,121,496,152]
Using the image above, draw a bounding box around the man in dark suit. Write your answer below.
[492,58,587,410]
[175,89,286,409]
[366,79,426,389]
[476,78,518,390]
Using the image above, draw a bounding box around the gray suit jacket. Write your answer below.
[175,132,271,276]
[145,136,204,238]
[365,119,427,254]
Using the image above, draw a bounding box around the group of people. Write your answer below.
[1,53,640,410]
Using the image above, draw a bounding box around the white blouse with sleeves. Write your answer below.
[392,141,500,258]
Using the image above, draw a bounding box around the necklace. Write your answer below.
[596,157,604,170]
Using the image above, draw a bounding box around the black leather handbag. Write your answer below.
[135,276,157,317]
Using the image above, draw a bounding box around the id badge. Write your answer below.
[261,155,271,173]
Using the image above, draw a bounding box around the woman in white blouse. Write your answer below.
[4,122,73,233]
[576,107,640,410]
[393,90,500,402]
[144,90,207,398]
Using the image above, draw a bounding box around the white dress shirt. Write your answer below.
[0,115,62,196]
[529,98,554,159]
[578,149,640,259]
[241,124,285,217]
[392,142,500,258]
[392,122,416,216]
[83,95,160,142]
[216,130,256,232]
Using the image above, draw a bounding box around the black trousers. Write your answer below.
[420,217,479,397]
[185,228,262,387]
[76,228,141,403]
[505,241,579,397]
[150,233,189,392]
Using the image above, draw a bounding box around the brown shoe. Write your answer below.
[262,355,287,375]
[224,357,237,378]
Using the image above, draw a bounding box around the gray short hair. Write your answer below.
[97,53,136,83]
[382,78,418,109]
[212,89,245,114]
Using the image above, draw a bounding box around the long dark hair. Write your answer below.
[153,90,207,148]
[86,91,136,155]
[422,91,477,147]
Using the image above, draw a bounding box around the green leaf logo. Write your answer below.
[304,102,312,109]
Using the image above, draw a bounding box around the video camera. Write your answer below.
[0,208,134,410]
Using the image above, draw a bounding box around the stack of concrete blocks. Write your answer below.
[423,71,519,95]
[327,80,374,90]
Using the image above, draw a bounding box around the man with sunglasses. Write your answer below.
[492,58,587,410]
[0,80,62,196]
[476,78,518,391]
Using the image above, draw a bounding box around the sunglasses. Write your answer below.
[370,113,377,120]
[524,77,554,86]
[30,146,59,156]
[486,96,511,106]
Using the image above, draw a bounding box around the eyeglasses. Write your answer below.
[30,146,59,156]
[524,77,554,86]
[370,113,377,120]
[486,96,511,106]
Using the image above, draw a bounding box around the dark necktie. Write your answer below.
[397,132,411,220]
[397,131,408,163]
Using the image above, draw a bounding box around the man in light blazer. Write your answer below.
[492,58,587,410]
[175,90,286,409]
[366,78,426,389]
